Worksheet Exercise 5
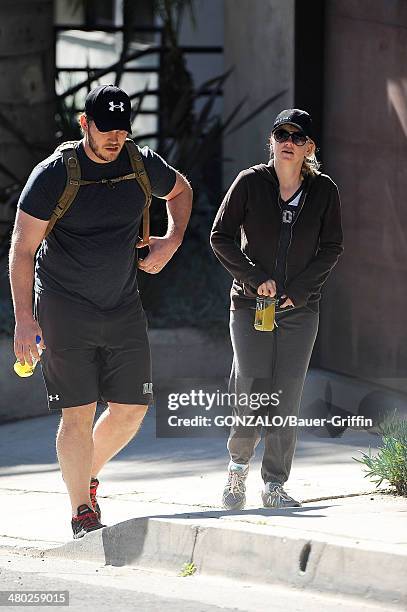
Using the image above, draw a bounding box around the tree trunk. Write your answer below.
[0,0,55,190]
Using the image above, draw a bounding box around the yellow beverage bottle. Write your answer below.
[14,335,43,377]
[254,297,277,332]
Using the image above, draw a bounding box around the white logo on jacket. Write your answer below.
[282,210,294,223]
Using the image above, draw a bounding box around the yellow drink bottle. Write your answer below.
[254,297,277,331]
[14,335,43,377]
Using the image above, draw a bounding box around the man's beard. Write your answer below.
[88,130,121,162]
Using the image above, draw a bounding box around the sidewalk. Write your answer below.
[0,398,406,608]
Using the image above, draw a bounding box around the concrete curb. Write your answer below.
[41,516,407,607]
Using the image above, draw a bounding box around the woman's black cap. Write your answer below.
[273,109,313,138]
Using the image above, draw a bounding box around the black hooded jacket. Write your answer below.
[210,162,344,313]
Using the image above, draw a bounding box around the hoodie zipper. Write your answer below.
[283,187,309,290]
[261,171,282,297]
[272,192,284,294]
[259,165,315,303]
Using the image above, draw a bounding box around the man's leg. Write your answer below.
[56,403,97,515]
[91,403,148,478]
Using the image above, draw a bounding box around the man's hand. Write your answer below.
[257,279,277,297]
[279,294,295,308]
[14,315,46,367]
[136,235,180,274]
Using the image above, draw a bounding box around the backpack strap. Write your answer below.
[44,140,152,243]
[44,142,81,238]
[124,139,152,246]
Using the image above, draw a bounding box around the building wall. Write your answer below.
[317,0,407,392]
[223,0,295,188]
[0,0,55,189]
[222,0,407,394]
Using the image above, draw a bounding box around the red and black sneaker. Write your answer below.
[71,504,105,539]
[90,477,101,521]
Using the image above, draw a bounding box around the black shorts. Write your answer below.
[34,292,153,411]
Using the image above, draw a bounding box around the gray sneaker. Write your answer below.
[262,482,301,508]
[222,463,249,510]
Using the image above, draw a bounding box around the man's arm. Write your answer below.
[9,210,48,365]
[137,171,193,274]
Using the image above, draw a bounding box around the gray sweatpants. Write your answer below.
[228,306,319,484]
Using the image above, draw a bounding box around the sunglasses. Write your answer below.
[273,128,307,146]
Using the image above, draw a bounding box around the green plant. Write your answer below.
[179,561,197,577]
[353,419,407,496]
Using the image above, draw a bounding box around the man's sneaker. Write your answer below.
[222,462,249,510]
[71,504,106,539]
[90,477,101,521]
[262,482,301,508]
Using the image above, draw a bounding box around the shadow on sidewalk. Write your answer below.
[137,504,333,520]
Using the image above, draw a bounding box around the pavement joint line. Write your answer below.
[1,486,395,506]
[0,487,221,509]
[302,489,395,503]
[189,525,201,567]
[0,488,66,494]
[0,534,60,546]
[103,496,218,509]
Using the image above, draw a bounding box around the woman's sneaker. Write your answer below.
[90,477,101,521]
[262,482,301,508]
[71,504,105,539]
[222,462,249,510]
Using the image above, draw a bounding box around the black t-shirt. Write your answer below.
[273,184,306,295]
[18,142,177,311]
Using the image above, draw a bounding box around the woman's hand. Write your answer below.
[279,294,295,308]
[257,279,277,297]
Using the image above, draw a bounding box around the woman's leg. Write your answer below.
[227,308,276,465]
[261,307,319,485]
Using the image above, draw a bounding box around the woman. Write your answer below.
[210,108,343,509]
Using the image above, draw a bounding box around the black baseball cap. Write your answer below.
[272,108,313,138]
[85,84,132,133]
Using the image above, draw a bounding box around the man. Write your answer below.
[9,84,192,538]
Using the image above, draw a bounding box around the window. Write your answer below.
[85,0,114,27]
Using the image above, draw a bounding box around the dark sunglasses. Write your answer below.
[273,128,307,146]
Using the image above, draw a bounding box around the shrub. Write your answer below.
[353,419,407,496]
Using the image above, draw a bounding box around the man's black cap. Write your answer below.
[85,84,132,133]
[272,108,313,138]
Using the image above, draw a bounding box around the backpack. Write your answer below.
[44,138,152,246]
